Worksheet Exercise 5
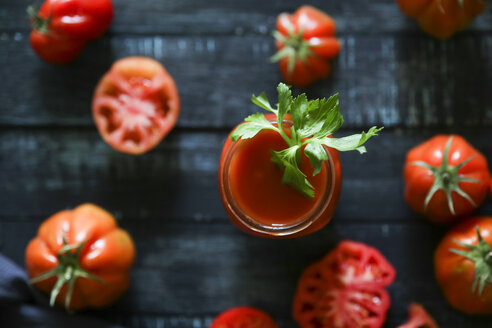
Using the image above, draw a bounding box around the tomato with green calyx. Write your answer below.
[25,204,135,311]
[397,303,438,328]
[435,217,492,314]
[404,135,490,224]
[92,57,180,154]
[271,6,340,87]
[293,241,395,328]
[210,307,278,328]
[396,0,486,39]
[28,0,113,64]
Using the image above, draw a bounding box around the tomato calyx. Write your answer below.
[271,28,314,74]
[30,234,105,310]
[27,5,51,34]
[411,136,481,215]
[450,226,492,295]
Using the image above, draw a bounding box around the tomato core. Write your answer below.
[227,129,328,227]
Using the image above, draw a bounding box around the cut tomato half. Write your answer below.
[293,262,391,328]
[92,57,180,154]
[320,240,396,288]
[293,241,395,328]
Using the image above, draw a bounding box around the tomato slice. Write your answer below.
[210,307,278,328]
[320,241,396,288]
[397,303,438,328]
[293,241,395,328]
[92,57,180,154]
[293,263,391,328]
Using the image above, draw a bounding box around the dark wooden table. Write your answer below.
[1,0,492,327]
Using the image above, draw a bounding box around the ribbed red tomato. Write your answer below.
[435,217,492,314]
[92,57,180,154]
[293,241,395,328]
[404,135,490,223]
[272,6,340,87]
[25,204,135,311]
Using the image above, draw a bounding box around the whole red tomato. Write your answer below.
[25,204,135,311]
[396,0,486,39]
[397,303,438,328]
[293,241,395,328]
[404,135,490,224]
[92,57,180,154]
[272,6,340,87]
[210,307,278,328]
[435,217,492,314]
[28,0,113,64]
[29,29,85,64]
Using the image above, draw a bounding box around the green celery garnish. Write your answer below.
[230,83,383,198]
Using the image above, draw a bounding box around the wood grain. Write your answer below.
[1,128,491,223]
[1,33,492,129]
[2,219,490,328]
[1,0,492,327]
[2,0,492,35]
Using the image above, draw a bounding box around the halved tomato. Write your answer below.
[293,241,395,328]
[320,240,396,288]
[92,57,180,154]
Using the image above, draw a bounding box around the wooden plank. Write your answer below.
[1,128,491,223]
[2,0,492,35]
[1,33,492,129]
[2,220,491,327]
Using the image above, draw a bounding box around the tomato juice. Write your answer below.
[229,129,328,226]
[218,118,342,238]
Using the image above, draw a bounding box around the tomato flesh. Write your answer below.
[321,241,396,288]
[293,241,395,328]
[229,128,328,227]
[92,57,180,154]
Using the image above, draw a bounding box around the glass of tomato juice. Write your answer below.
[218,114,342,238]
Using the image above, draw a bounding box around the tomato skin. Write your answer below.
[397,0,486,39]
[30,30,85,64]
[210,307,278,328]
[25,204,135,311]
[92,57,180,154]
[397,303,438,328]
[435,217,492,314]
[274,6,340,87]
[38,0,113,40]
[404,135,490,224]
[293,241,395,328]
[29,0,113,63]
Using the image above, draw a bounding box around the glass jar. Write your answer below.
[218,117,342,238]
